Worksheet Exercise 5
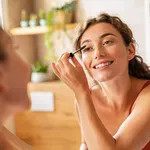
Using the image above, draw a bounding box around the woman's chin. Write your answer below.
[93,74,115,82]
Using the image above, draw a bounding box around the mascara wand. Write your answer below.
[68,45,86,58]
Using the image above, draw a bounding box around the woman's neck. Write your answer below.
[99,74,137,111]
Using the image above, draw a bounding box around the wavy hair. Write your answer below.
[74,13,150,79]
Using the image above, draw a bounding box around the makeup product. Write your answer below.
[68,45,86,58]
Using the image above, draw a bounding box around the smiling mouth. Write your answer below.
[93,61,114,69]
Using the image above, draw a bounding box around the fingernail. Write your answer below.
[51,62,54,66]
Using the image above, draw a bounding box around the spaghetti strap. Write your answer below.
[129,80,150,115]
[140,80,150,92]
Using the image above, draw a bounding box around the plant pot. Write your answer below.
[39,19,47,26]
[55,10,66,25]
[20,21,28,27]
[31,72,49,83]
[65,12,73,24]
[29,20,37,27]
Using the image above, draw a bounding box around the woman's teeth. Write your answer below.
[95,61,113,69]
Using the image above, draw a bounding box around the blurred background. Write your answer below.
[0,0,150,150]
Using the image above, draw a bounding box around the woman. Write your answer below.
[0,26,34,149]
[52,13,150,150]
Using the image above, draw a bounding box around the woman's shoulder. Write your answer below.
[131,79,150,112]
[0,124,34,150]
[134,78,150,96]
[137,79,150,100]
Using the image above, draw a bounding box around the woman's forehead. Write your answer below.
[80,23,120,43]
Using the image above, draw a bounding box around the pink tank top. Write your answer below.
[129,80,150,150]
[129,80,150,114]
[91,81,150,149]
[142,81,150,149]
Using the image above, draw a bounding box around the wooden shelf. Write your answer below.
[9,23,77,36]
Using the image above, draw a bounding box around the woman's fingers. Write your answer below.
[51,52,68,77]
[71,56,81,68]
[52,52,82,80]
[60,52,81,68]
[57,59,64,69]
[51,62,61,78]
[61,53,71,66]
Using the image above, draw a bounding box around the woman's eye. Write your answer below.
[103,40,113,46]
[82,47,93,53]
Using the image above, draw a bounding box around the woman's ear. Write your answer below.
[127,43,136,61]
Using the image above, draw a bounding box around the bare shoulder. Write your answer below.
[113,80,150,149]
[0,124,35,150]
[132,80,150,110]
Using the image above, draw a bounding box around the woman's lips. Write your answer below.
[93,61,114,70]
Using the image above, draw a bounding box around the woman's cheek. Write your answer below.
[82,53,91,62]
[82,54,90,66]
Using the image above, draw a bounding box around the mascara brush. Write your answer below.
[68,45,86,58]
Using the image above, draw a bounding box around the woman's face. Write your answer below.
[80,23,134,82]
[1,31,31,112]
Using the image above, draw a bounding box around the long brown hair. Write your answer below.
[74,13,150,79]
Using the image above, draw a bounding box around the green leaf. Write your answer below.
[32,61,48,73]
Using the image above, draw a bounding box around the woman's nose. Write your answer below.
[93,45,105,60]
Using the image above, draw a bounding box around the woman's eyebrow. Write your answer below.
[81,39,91,46]
[99,33,116,39]
[81,33,116,45]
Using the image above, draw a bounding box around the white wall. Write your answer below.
[77,0,149,64]
[145,0,150,65]
[0,0,2,26]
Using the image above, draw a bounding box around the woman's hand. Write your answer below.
[51,52,90,95]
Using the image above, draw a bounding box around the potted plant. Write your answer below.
[43,2,75,81]
[63,1,75,23]
[39,9,47,26]
[20,9,28,27]
[29,13,37,27]
[31,61,49,83]
[52,0,75,25]
[44,1,76,56]
[44,6,74,66]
